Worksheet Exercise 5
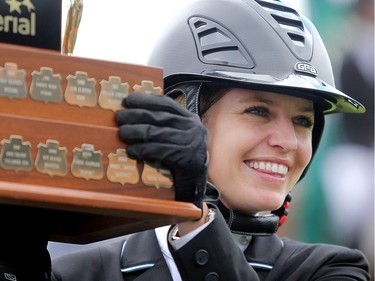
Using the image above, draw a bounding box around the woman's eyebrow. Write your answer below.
[299,105,314,113]
[239,96,273,105]
[239,95,314,113]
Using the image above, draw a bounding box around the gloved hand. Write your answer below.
[0,205,51,281]
[115,93,208,210]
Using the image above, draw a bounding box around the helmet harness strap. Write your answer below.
[217,193,292,236]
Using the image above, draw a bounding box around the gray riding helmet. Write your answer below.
[148,0,365,115]
[147,0,366,229]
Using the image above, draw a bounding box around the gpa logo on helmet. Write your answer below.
[294,62,318,77]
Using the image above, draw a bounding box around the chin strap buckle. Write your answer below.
[271,193,292,227]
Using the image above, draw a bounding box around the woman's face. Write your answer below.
[203,88,314,214]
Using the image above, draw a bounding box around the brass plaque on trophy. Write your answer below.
[30,67,63,103]
[65,71,97,107]
[71,144,104,180]
[0,43,201,243]
[107,149,139,185]
[35,140,68,177]
[133,80,162,95]
[0,63,27,99]
[142,161,173,189]
[0,135,32,172]
[99,76,129,111]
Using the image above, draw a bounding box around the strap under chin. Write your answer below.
[217,193,292,236]
[218,202,279,236]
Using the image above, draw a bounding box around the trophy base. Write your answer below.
[0,180,200,244]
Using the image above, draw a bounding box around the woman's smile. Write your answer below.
[245,160,289,176]
[203,88,314,214]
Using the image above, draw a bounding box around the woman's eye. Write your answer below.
[245,106,268,116]
[294,116,313,128]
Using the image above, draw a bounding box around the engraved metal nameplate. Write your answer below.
[35,140,68,177]
[142,161,173,189]
[99,76,129,111]
[65,71,97,107]
[30,67,63,103]
[0,63,27,99]
[0,135,32,171]
[133,80,162,95]
[107,148,139,185]
[71,144,104,180]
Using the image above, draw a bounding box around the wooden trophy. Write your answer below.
[0,43,201,243]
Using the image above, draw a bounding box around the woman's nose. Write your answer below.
[268,119,298,152]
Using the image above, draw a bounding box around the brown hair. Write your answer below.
[199,84,230,119]
[170,82,230,119]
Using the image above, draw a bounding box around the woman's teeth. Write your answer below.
[247,161,288,175]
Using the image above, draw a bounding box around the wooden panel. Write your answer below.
[0,43,201,243]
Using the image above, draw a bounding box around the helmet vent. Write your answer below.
[189,16,255,69]
[271,14,304,32]
[194,20,207,29]
[288,33,305,47]
[254,0,313,60]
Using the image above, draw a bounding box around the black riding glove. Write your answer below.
[116,93,208,210]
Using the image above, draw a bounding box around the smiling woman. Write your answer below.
[0,0,370,280]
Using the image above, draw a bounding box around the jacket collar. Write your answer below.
[120,229,173,281]
[244,234,284,270]
[120,226,283,277]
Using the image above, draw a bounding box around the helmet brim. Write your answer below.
[164,72,366,114]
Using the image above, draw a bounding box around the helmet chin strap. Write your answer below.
[217,193,292,236]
